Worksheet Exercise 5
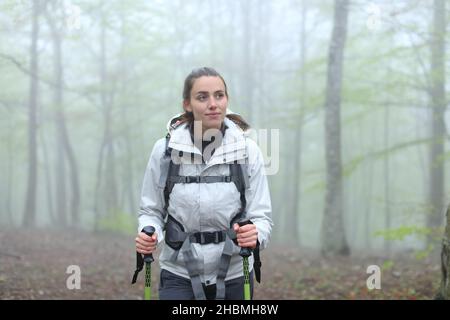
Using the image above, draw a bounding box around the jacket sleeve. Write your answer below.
[245,139,273,250]
[138,138,167,243]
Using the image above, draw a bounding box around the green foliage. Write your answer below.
[342,105,381,126]
[382,260,394,271]
[303,176,326,194]
[373,225,431,241]
[414,245,434,261]
[342,154,365,178]
[374,226,444,260]
[371,138,435,160]
[97,210,137,236]
[374,225,444,242]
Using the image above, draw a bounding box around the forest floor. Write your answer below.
[0,228,441,300]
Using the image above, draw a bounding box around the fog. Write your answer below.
[1,0,449,259]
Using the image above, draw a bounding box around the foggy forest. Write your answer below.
[1,0,450,300]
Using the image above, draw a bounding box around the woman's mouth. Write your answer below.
[205,113,221,118]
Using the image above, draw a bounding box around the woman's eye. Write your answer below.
[197,95,206,101]
[215,93,224,99]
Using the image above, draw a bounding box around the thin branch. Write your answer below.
[0,52,100,108]
[0,53,30,75]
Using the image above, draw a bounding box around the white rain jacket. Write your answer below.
[138,115,273,284]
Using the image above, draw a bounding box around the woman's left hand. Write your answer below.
[233,223,258,249]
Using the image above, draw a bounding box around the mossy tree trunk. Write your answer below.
[437,204,450,299]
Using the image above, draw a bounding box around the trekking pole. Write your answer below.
[142,226,155,300]
[238,221,253,300]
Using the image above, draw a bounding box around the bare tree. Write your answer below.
[288,0,308,245]
[240,0,255,125]
[22,0,41,227]
[44,1,81,227]
[94,5,119,229]
[118,5,136,215]
[5,109,14,226]
[384,93,391,254]
[427,0,446,243]
[39,126,56,224]
[321,0,350,256]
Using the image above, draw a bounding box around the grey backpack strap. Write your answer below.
[230,163,249,189]
[161,133,179,211]
[159,134,172,191]
[180,238,206,300]
[163,162,180,212]
[229,163,264,284]
[230,163,249,213]
[215,236,234,300]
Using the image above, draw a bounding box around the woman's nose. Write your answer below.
[208,97,218,108]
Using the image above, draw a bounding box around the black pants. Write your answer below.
[158,269,254,300]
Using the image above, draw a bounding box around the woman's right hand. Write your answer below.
[135,232,158,255]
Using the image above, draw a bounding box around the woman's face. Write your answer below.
[183,76,228,132]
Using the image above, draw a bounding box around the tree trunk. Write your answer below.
[62,117,81,227]
[321,0,350,256]
[94,10,118,229]
[39,122,56,224]
[6,111,14,226]
[118,10,136,215]
[104,122,118,214]
[52,18,68,227]
[436,203,450,299]
[94,142,106,231]
[241,0,255,125]
[384,98,391,254]
[256,1,271,128]
[22,0,41,227]
[364,153,374,251]
[45,5,81,228]
[284,133,296,244]
[207,0,219,67]
[226,1,237,104]
[56,119,68,227]
[427,0,446,244]
[289,0,307,246]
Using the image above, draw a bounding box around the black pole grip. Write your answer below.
[142,226,155,263]
[237,221,253,257]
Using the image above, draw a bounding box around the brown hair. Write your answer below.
[178,67,250,131]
